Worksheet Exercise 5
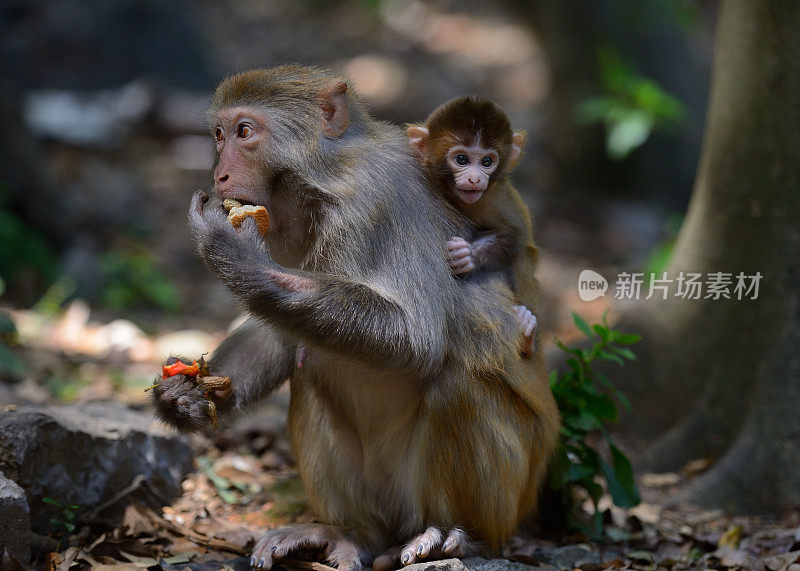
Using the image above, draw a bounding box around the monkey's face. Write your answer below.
[445,143,499,204]
[212,106,277,215]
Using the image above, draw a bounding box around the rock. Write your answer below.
[0,402,193,533]
[0,472,30,565]
[464,557,548,571]
[549,545,601,569]
[406,559,469,571]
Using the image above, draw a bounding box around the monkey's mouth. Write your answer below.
[454,187,485,204]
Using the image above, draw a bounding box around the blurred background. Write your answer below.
[0,0,716,406]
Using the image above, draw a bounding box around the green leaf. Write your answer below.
[598,350,625,366]
[566,411,601,432]
[42,497,61,507]
[555,339,583,357]
[610,346,637,361]
[600,443,641,508]
[585,394,617,421]
[606,111,654,160]
[572,313,593,338]
[592,324,610,343]
[567,463,596,483]
[614,333,641,345]
[63,522,76,532]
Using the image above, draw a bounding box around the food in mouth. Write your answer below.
[223,198,270,235]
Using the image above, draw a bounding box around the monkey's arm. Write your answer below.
[190,192,444,376]
[447,229,520,276]
[152,317,296,432]
[470,229,520,269]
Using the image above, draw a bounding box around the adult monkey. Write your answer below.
[152,66,559,570]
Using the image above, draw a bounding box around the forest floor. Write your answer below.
[4,309,800,571]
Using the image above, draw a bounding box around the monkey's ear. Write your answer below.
[508,131,527,170]
[406,125,429,157]
[320,81,349,138]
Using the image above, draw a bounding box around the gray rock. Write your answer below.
[464,557,549,571]
[0,402,193,533]
[550,545,601,569]
[405,559,469,571]
[0,472,30,565]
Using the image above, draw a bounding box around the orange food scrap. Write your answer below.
[162,359,202,379]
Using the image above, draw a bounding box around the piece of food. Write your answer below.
[162,359,202,379]
[223,198,269,235]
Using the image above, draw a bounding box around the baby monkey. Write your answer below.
[408,96,539,356]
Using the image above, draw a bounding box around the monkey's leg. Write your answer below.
[373,527,473,570]
[250,524,368,571]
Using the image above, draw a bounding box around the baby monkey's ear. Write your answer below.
[508,131,527,171]
[406,125,430,158]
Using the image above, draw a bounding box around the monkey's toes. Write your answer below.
[392,526,471,567]
[250,525,365,570]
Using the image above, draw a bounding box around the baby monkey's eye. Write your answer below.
[237,123,252,138]
[214,127,223,141]
[481,156,494,168]
[455,154,469,166]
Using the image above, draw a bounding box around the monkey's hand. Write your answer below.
[512,305,537,358]
[189,191,273,282]
[151,356,231,433]
[447,236,475,275]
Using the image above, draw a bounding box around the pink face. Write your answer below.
[213,106,269,207]
[446,143,499,204]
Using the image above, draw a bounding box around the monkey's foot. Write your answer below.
[512,305,537,357]
[373,527,472,571]
[250,524,367,570]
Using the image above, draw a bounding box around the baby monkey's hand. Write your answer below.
[447,237,475,275]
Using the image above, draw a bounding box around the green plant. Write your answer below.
[43,496,80,535]
[549,312,641,536]
[99,246,181,312]
[578,46,686,160]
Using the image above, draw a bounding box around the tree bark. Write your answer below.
[612,0,800,513]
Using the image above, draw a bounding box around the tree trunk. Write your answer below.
[613,0,800,513]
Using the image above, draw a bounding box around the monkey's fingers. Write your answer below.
[441,529,470,557]
[451,259,475,274]
[524,314,538,338]
[448,246,471,259]
[401,527,444,565]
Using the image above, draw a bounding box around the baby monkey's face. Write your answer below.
[446,142,500,204]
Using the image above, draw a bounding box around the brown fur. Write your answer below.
[152,66,559,568]
[410,95,542,338]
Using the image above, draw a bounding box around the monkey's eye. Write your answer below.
[455,154,469,166]
[237,124,253,138]
[214,127,223,141]
[481,156,494,168]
